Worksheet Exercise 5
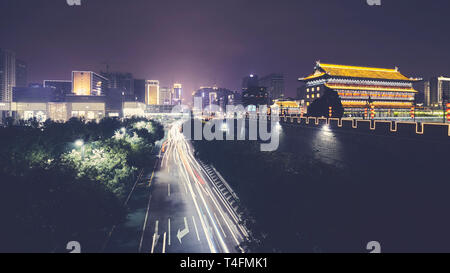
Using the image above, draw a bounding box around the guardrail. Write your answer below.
[255,115,450,138]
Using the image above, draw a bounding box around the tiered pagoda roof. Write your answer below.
[299,62,421,82]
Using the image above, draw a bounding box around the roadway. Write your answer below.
[138,120,248,253]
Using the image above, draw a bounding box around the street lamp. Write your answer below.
[75,139,85,160]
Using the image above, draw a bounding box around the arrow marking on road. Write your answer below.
[177,217,190,244]
[151,220,160,253]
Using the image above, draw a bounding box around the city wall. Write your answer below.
[264,116,450,139]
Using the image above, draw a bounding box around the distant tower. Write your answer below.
[15,59,27,88]
[0,49,16,102]
[242,74,259,90]
[145,80,160,105]
[172,83,182,105]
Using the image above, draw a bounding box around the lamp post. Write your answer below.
[443,92,448,124]
[75,139,85,160]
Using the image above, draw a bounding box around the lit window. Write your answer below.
[317,87,320,91]
[312,88,315,92]
[307,95,309,99]
[312,94,315,98]
[307,102,310,106]
[307,88,309,92]
[317,93,320,98]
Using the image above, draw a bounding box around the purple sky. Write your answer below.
[1,0,450,100]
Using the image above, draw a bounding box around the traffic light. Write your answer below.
[329,106,332,118]
[447,103,450,122]
[410,105,415,119]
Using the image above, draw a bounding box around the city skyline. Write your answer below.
[1,0,450,99]
[2,0,450,257]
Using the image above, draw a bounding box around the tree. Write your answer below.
[307,90,344,118]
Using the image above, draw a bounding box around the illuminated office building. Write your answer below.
[424,76,450,108]
[0,49,16,102]
[145,80,159,105]
[193,86,236,110]
[72,71,109,96]
[159,86,172,105]
[172,83,182,105]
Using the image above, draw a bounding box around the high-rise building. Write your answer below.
[44,80,72,95]
[424,81,431,107]
[241,74,269,107]
[424,76,450,108]
[101,72,134,96]
[159,86,172,105]
[172,83,182,105]
[193,86,236,110]
[134,79,146,103]
[242,74,259,90]
[145,80,159,105]
[72,71,109,96]
[242,86,269,107]
[15,59,27,88]
[0,49,16,102]
[259,73,284,99]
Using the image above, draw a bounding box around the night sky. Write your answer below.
[1,0,450,100]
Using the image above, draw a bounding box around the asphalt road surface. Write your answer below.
[138,121,247,253]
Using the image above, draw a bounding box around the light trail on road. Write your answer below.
[140,120,247,253]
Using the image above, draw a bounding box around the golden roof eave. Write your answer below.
[325,83,418,93]
[299,72,326,81]
[299,62,421,82]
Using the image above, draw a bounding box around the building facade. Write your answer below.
[172,83,182,105]
[241,74,269,108]
[145,80,159,105]
[159,86,172,105]
[101,72,134,96]
[0,49,16,102]
[193,86,236,111]
[72,71,109,96]
[15,59,27,88]
[44,80,72,95]
[259,73,284,100]
[424,76,450,108]
[298,62,421,117]
[242,74,259,90]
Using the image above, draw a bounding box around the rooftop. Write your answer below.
[299,62,421,82]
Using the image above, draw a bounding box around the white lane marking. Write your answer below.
[188,151,247,248]
[211,186,247,243]
[162,232,167,253]
[151,220,159,253]
[138,194,152,253]
[191,171,229,253]
[176,143,216,252]
[168,218,171,246]
[168,184,171,197]
[214,213,227,238]
[177,217,190,244]
[192,216,201,241]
